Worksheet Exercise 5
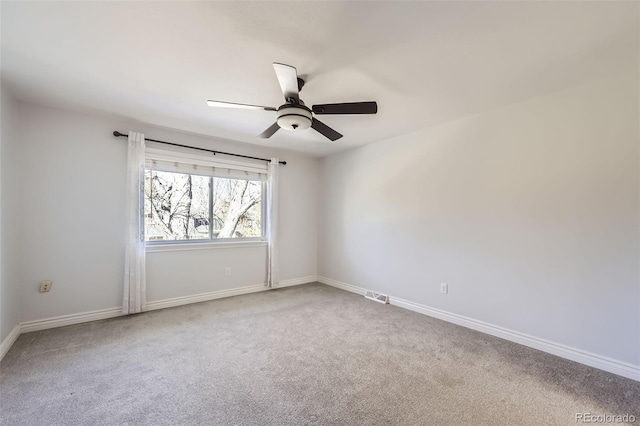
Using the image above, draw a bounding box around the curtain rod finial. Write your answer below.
[113,131,123,137]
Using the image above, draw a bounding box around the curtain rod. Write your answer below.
[112,131,286,165]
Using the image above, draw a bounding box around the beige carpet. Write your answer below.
[1,283,638,425]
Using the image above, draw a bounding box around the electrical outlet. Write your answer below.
[440,283,448,294]
[225,267,231,277]
[40,280,52,293]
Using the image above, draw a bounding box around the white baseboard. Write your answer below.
[317,276,366,296]
[145,283,267,311]
[277,275,318,288]
[20,307,124,334]
[0,324,21,361]
[317,276,640,382]
[145,276,316,311]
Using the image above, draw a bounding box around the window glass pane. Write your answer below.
[144,170,210,241]
[212,178,262,238]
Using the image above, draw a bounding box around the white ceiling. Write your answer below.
[1,1,637,156]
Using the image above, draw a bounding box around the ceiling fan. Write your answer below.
[207,63,378,141]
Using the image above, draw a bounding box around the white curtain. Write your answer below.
[266,158,279,288]
[123,131,146,314]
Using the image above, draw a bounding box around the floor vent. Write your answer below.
[365,291,389,304]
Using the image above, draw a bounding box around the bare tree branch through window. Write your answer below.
[144,170,262,241]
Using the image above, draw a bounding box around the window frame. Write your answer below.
[143,151,267,247]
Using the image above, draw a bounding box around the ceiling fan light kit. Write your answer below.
[277,104,312,130]
[207,62,378,141]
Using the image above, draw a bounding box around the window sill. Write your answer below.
[146,240,267,253]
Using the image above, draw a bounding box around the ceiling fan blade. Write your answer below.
[273,63,299,102]
[258,122,280,139]
[207,100,276,111]
[312,101,377,115]
[311,118,343,141]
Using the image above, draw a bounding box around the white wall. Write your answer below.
[16,103,318,322]
[318,67,640,366]
[1,83,22,341]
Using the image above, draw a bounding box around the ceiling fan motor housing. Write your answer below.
[277,104,312,130]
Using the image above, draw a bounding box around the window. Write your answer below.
[143,148,266,244]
